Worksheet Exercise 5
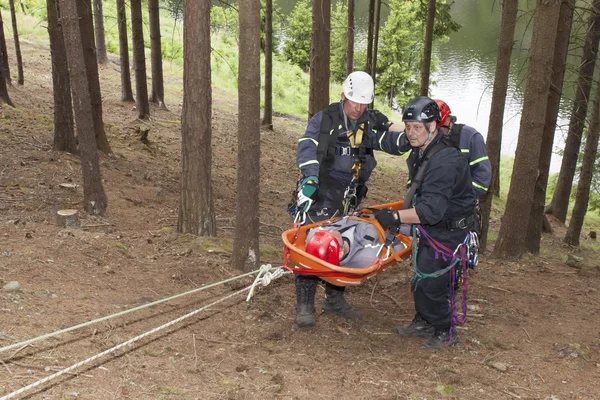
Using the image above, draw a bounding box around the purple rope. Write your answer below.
[416,225,471,347]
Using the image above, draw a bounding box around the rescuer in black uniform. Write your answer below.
[375,96,477,349]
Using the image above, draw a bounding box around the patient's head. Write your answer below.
[306,230,349,265]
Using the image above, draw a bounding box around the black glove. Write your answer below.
[375,209,401,232]
[371,110,392,131]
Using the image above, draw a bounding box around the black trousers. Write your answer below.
[413,229,466,330]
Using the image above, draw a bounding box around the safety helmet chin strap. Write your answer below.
[417,121,436,149]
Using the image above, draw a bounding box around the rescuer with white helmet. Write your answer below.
[292,72,408,328]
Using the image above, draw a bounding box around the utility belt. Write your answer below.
[335,146,373,156]
[445,213,478,231]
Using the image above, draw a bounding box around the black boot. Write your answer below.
[393,314,434,338]
[322,282,361,319]
[422,328,458,350]
[295,276,318,328]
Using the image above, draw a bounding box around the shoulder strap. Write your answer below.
[316,103,342,166]
[448,123,464,148]
[401,137,450,209]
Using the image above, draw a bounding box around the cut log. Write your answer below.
[57,209,80,228]
[59,183,79,191]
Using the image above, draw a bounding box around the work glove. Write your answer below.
[371,110,392,132]
[374,209,401,232]
[297,175,319,212]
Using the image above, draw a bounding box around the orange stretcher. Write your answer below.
[282,201,413,286]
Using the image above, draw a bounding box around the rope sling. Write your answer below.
[410,224,479,345]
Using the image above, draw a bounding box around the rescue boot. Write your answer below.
[322,283,361,319]
[295,276,318,328]
[393,314,435,338]
[422,328,458,350]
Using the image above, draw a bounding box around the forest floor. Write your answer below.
[1,42,600,400]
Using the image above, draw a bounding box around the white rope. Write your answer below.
[246,265,289,302]
[0,269,262,354]
[1,265,287,400]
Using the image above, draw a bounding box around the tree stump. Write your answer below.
[56,209,79,228]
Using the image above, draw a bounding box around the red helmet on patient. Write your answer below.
[434,99,452,127]
[306,230,341,265]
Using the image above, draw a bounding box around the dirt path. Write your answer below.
[1,41,599,400]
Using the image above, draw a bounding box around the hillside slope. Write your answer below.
[1,41,599,399]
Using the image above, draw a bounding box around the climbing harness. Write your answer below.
[409,224,479,347]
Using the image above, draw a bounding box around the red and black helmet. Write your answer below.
[434,99,452,127]
[305,230,341,265]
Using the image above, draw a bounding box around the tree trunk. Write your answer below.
[0,45,12,105]
[8,0,23,85]
[233,0,261,271]
[492,0,561,259]
[148,0,165,108]
[346,0,354,77]
[420,0,436,96]
[526,0,575,253]
[116,0,133,102]
[131,0,150,119]
[59,0,107,216]
[547,0,600,223]
[365,0,374,74]
[0,10,11,85]
[261,0,273,129]
[178,0,216,236]
[47,0,76,153]
[564,70,600,246]
[478,0,518,253]
[76,0,112,154]
[308,0,330,120]
[93,0,108,64]
[370,0,381,107]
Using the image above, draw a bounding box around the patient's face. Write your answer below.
[332,231,349,259]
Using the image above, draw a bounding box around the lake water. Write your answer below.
[429,0,570,173]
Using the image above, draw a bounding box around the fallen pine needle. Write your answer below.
[337,326,350,335]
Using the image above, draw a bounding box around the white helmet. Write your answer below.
[342,71,374,104]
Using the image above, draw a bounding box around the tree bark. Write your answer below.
[547,0,600,223]
[492,0,561,259]
[478,0,518,253]
[346,0,354,77]
[178,0,216,236]
[148,0,165,108]
[47,0,76,153]
[526,0,575,253]
[131,0,150,119]
[365,0,374,74]
[93,0,109,64]
[116,0,133,102]
[261,0,273,129]
[0,45,12,105]
[0,10,11,85]
[308,0,330,120]
[76,0,112,154]
[59,0,107,216]
[370,0,381,107]
[564,69,600,246]
[420,0,436,96]
[8,0,23,85]
[233,0,261,271]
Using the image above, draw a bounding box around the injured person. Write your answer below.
[305,217,408,269]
